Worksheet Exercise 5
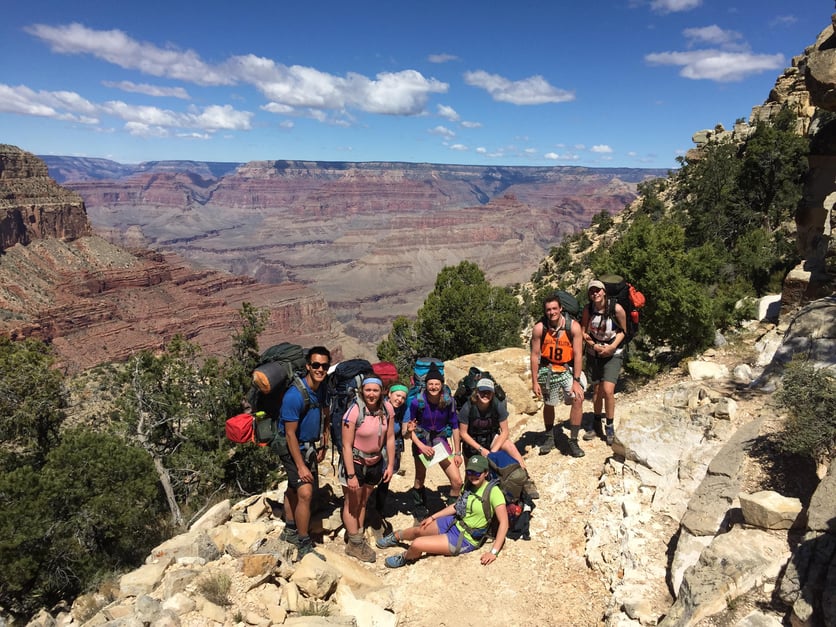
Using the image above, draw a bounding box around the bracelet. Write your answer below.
[454,452,462,456]
[490,547,499,556]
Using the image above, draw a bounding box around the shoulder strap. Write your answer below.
[481,479,499,521]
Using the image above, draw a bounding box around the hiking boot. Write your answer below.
[566,438,585,458]
[345,536,376,563]
[582,428,598,441]
[605,423,615,446]
[296,537,325,562]
[538,429,555,455]
[375,531,399,549]
[279,526,301,547]
[384,552,409,569]
[523,476,539,500]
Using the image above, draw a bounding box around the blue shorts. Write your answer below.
[435,514,478,555]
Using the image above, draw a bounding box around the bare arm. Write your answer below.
[530,322,544,397]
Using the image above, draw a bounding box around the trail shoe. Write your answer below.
[566,438,585,458]
[376,531,400,549]
[345,534,376,563]
[605,423,615,446]
[384,552,409,569]
[582,428,598,441]
[296,537,325,562]
[538,429,555,455]
[279,526,301,547]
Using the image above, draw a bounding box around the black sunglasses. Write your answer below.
[309,361,330,370]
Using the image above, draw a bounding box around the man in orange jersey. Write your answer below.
[530,294,585,457]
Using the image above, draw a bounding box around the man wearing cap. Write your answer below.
[530,294,586,457]
[581,279,627,445]
[375,454,508,568]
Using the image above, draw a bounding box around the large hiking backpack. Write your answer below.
[599,274,646,345]
[227,342,309,445]
[404,357,453,426]
[453,366,507,410]
[371,361,399,388]
[327,359,374,457]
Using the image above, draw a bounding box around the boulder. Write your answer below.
[739,491,802,530]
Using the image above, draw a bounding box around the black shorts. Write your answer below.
[339,456,386,487]
[271,434,318,490]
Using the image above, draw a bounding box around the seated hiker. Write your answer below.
[376,454,508,568]
[458,377,526,470]
[406,366,463,518]
[339,376,396,563]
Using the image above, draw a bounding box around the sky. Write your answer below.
[0,0,828,169]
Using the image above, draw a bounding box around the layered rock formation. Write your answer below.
[0,146,352,372]
[44,156,664,343]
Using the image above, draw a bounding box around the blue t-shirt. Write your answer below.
[279,379,326,444]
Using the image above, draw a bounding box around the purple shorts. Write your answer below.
[435,514,478,555]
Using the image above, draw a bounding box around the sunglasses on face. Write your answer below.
[477,390,493,398]
[466,469,484,477]
[588,287,602,294]
[309,361,330,370]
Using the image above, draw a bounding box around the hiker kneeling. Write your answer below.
[376,454,507,568]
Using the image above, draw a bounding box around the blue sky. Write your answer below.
[0,0,827,169]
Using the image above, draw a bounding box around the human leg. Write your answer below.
[409,447,429,521]
[600,353,623,445]
[439,457,463,501]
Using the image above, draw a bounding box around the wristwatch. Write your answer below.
[346,473,356,479]
[490,547,499,556]
[573,376,581,382]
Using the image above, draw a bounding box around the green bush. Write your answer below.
[198,573,232,606]
[776,356,836,461]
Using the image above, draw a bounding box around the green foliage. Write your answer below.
[198,573,232,606]
[574,232,593,252]
[378,261,522,364]
[415,261,522,360]
[776,356,836,460]
[0,337,67,466]
[635,178,667,222]
[591,210,614,234]
[549,242,570,266]
[0,428,164,617]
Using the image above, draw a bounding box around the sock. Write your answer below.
[606,418,614,426]
[297,534,311,545]
[286,521,298,532]
[570,426,580,440]
[594,413,605,422]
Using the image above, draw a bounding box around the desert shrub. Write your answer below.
[776,356,836,461]
[198,573,232,606]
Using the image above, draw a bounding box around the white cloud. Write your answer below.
[683,25,744,49]
[262,102,295,114]
[650,0,701,13]
[544,151,580,161]
[645,50,785,82]
[102,80,190,99]
[437,104,460,121]
[125,121,169,137]
[428,53,458,63]
[279,120,294,129]
[26,22,232,85]
[475,147,487,154]
[428,125,456,138]
[449,143,468,151]
[461,120,482,128]
[0,83,99,123]
[591,144,613,154]
[463,70,575,105]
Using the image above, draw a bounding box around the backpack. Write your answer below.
[404,358,454,428]
[327,359,374,457]
[227,342,309,446]
[453,366,507,410]
[598,274,646,345]
[371,361,399,388]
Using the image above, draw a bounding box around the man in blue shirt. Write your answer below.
[274,346,330,560]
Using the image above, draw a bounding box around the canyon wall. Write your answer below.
[0,145,353,372]
[44,157,665,343]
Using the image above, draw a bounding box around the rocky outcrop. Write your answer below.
[0,148,353,372]
[46,157,664,344]
[1,144,91,249]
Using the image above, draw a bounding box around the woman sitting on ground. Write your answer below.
[339,376,396,563]
[458,377,526,468]
[376,454,508,568]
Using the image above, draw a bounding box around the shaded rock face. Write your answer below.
[0,148,347,373]
[1,144,91,249]
[44,157,664,344]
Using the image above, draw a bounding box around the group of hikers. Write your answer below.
[267,278,629,567]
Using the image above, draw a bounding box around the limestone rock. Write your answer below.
[687,361,730,381]
[739,491,802,530]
